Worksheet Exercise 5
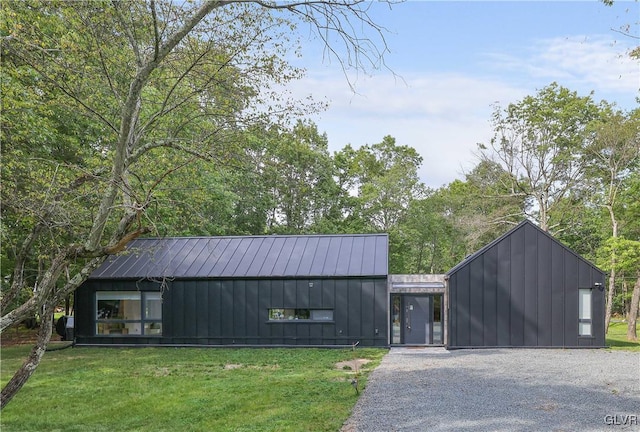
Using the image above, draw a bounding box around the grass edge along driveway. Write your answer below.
[0,346,387,432]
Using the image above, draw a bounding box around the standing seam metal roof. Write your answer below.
[90,234,388,279]
[446,219,605,276]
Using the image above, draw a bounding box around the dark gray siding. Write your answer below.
[447,220,606,348]
[75,277,388,347]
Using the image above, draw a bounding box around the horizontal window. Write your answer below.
[96,291,162,336]
[268,308,333,322]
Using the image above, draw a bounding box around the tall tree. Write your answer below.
[481,83,602,233]
[260,121,340,233]
[452,159,525,249]
[585,107,640,332]
[349,136,425,231]
[392,190,463,274]
[0,0,391,408]
[616,171,640,340]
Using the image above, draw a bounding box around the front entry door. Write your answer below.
[403,296,430,345]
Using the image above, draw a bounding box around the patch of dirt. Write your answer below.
[335,358,371,371]
[155,367,171,377]
[224,363,243,370]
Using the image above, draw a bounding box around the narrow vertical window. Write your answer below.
[391,295,401,344]
[578,289,592,337]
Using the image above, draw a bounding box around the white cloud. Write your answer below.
[281,34,638,189]
[483,35,639,104]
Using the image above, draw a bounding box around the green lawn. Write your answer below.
[606,321,640,351]
[1,346,387,432]
[2,322,636,431]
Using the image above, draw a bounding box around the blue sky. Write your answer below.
[286,1,639,188]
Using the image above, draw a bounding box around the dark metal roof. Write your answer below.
[90,234,388,279]
[447,219,605,276]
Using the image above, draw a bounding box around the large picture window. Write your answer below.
[96,291,162,336]
[578,288,592,337]
[268,308,333,322]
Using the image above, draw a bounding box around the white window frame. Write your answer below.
[578,288,592,337]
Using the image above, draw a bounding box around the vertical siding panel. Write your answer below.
[309,279,322,306]
[271,280,283,306]
[283,324,296,345]
[297,280,309,308]
[448,274,457,347]
[323,279,336,344]
[258,279,271,342]
[284,280,296,308]
[524,224,538,346]
[220,281,234,343]
[348,280,361,340]
[510,227,525,346]
[496,237,511,346]
[483,246,498,346]
[469,257,484,346]
[551,242,565,346]
[537,234,552,346]
[309,326,322,345]
[208,280,221,340]
[374,279,387,346]
[578,260,591,288]
[591,267,606,347]
[172,281,185,338]
[564,253,578,345]
[74,285,92,338]
[246,280,259,343]
[183,281,197,338]
[322,278,335,308]
[296,323,310,345]
[457,265,470,347]
[335,279,348,342]
[361,279,375,344]
[234,280,246,340]
[196,280,209,338]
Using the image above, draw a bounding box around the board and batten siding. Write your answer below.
[75,277,388,346]
[447,221,606,348]
[74,233,389,347]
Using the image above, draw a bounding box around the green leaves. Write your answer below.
[483,82,604,231]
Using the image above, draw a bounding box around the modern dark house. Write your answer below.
[447,220,606,348]
[74,220,606,348]
[74,234,389,347]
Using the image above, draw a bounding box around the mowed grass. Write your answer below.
[606,321,640,351]
[1,346,387,432]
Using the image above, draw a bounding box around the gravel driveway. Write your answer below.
[342,348,640,432]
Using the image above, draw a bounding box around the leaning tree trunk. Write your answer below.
[1,302,55,409]
[605,210,619,334]
[626,274,640,342]
[605,266,616,334]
